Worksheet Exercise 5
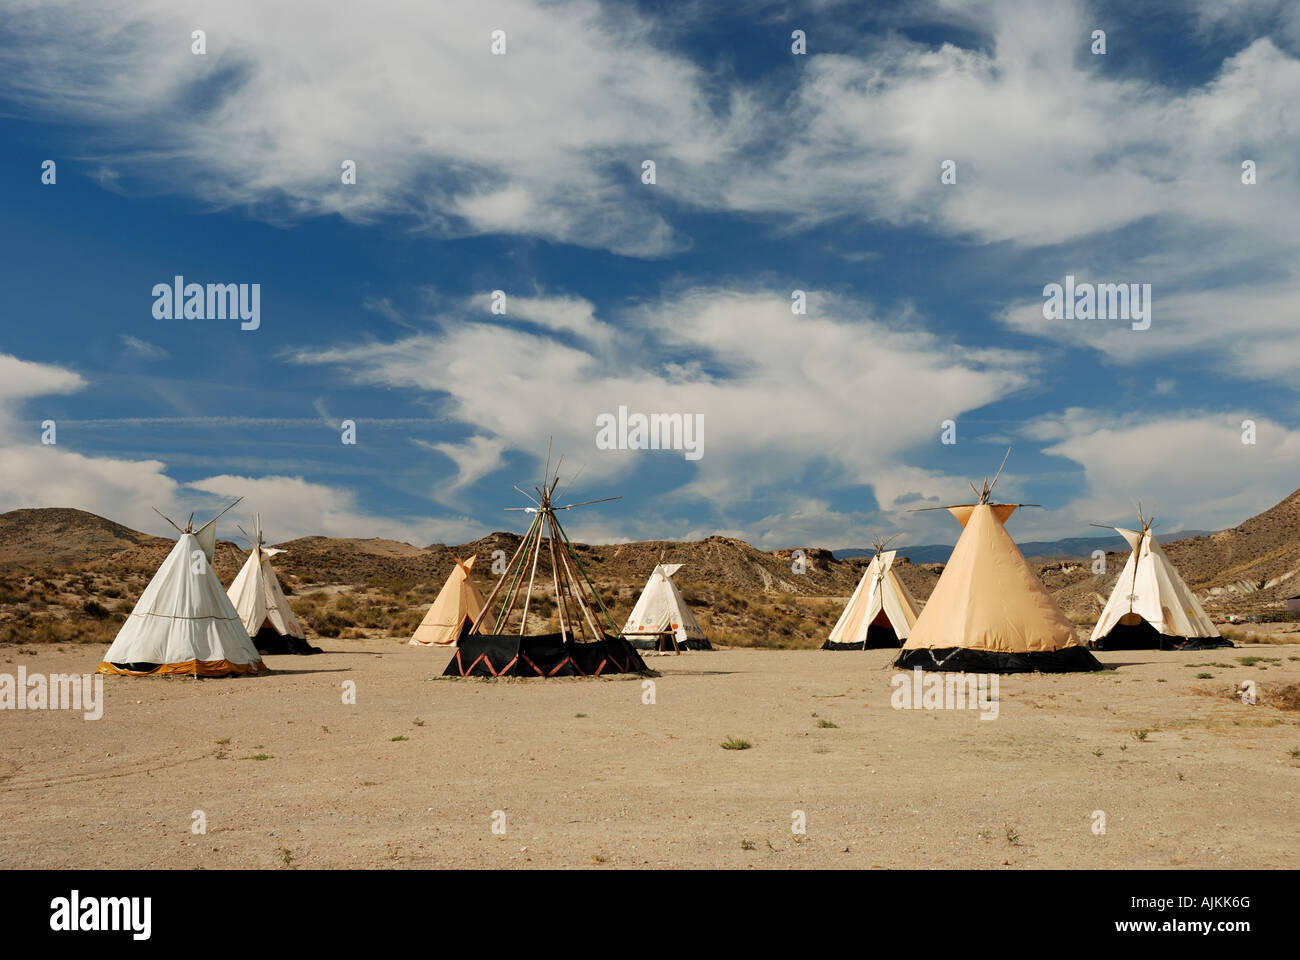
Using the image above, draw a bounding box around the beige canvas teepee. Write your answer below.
[620,561,711,651]
[98,500,268,678]
[410,556,485,647]
[824,537,919,649]
[228,513,318,655]
[894,454,1102,673]
[1089,510,1229,650]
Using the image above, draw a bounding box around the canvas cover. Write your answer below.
[824,549,919,649]
[228,544,306,641]
[99,533,267,677]
[895,503,1102,672]
[621,562,711,650]
[411,556,485,647]
[1090,528,1227,649]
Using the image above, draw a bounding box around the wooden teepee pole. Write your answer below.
[545,508,570,643]
[495,517,541,633]
[469,509,541,635]
[551,514,606,641]
[517,509,545,635]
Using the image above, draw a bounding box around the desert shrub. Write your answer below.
[1271,683,1300,711]
[82,600,110,619]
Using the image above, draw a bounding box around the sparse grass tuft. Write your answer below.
[721,736,752,751]
[816,719,838,729]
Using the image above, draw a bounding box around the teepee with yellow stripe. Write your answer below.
[98,499,268,678]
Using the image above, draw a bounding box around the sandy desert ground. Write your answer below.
[2,641,1298,869]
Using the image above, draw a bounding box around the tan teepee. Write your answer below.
[410,556,485,647]
[894,454,1102,673]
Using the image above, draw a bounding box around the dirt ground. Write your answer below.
[2,641,1298,869]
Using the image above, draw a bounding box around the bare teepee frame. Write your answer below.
[907,449,1041,512]
[468,453,621,644]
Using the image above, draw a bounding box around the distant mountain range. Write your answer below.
[837,531,1214,564]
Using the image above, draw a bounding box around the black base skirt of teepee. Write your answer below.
[893,645,1105,673]
[1089,619,1233,650]
[822,624,902,650]
[444,632,652,677]
[252,626,323,655]
[626,635,714,652]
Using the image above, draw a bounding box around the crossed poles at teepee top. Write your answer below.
[468,467,621,644]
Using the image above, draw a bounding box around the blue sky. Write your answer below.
[2,0,1299,550]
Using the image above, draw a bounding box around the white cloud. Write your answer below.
[1031,408,1300,534]
[0,353,84,404]
[1000,277,1300,382]
[189,474,481,545]
[0,352,483,543]
[498,294,609,344]
[292,287,1035,538]
[0,0,740,256]
[0,354,181,531]
[120,335,168,360]
[9,0,1295,258]
[417,435,509,501]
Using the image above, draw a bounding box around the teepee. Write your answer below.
[621,560,711,651]
[894,453,1102,673]
[227,514,320,655]
[823,537,919,650]
[410,555,485,647]
[98,500,268,677]
[1089,509,1230,650]
[443,451,650,678]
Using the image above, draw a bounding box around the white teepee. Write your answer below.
[1089,513,1223,649]
[410,555,485,647]
[98,501,267,677]
[228,513,306,645]
[824,540,919,649]
[620,561,710,650]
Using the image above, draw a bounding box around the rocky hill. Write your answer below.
[4,488,1300,645]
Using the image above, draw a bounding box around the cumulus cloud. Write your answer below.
[1029,408,1300,534]
[0,353,182,531]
